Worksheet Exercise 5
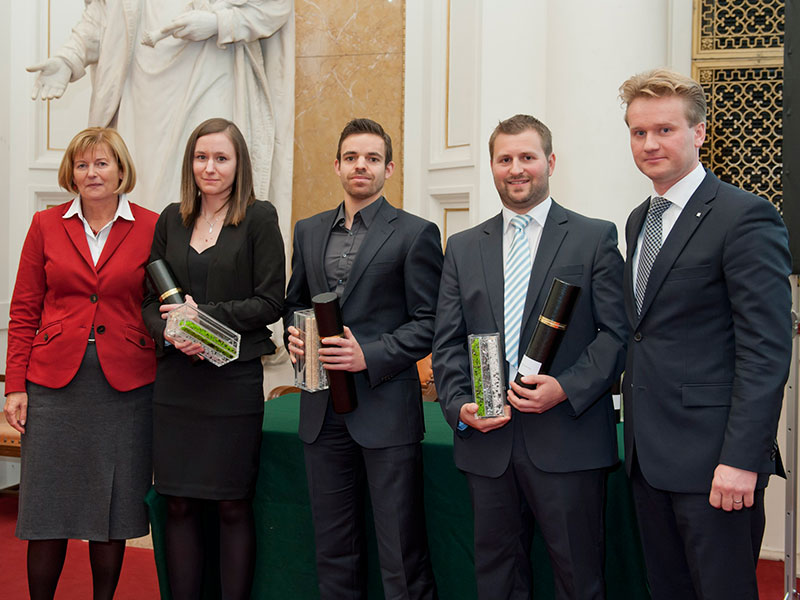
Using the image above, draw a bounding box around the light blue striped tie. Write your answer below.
[504,214,534,370]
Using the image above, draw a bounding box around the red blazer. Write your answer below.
[5,200,159,395]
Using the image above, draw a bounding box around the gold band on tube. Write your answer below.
[539,315,566,330]
[159,287,182,302]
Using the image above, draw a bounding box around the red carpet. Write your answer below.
[0,493,160,599]
[0,491,797,598]
[757,558,799,598]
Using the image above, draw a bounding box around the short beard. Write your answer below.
[499,180,549,212]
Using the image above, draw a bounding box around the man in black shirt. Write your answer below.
[284,118,441,599]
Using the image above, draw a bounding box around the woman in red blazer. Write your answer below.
[4,127,158,600]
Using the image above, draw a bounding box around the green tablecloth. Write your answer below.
[146,394,650,599]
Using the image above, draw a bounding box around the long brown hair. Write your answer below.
[179,118,256,227]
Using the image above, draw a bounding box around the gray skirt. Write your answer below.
[16,343,153,541]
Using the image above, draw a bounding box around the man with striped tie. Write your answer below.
[433,114,628,599]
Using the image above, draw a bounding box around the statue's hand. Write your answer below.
[26,58,71,100]
[163,10,218,42]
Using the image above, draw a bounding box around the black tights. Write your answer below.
[165,496,256,600]
[27,538,126,600]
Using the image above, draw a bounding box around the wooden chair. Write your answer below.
[0,375,21,458]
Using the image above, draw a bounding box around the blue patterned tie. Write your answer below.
[504,214,534,370]
[635,196,671,315]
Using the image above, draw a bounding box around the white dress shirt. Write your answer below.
[502,197,551,380]
[632,163,706,293]
[63,194,135,266]
[502,197,552,268]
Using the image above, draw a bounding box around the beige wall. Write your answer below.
[292,0,405,227]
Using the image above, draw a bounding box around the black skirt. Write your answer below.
[152,349,264,500]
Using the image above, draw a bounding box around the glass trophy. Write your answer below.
[165,304,241,367]
[468,333,505,418]
[293,309,329,392]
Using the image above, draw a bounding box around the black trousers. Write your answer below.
[303,403,437,600]
[466,419,607,600]
[630,456,765,600]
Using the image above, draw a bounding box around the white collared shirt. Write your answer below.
[632,163,706,291]
[501,197,551,381]
[63,194,135,265]
[502,196,552,267]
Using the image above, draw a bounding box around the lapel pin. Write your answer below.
[696,212,701,218]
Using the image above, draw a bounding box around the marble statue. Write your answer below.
[28,0,295,223]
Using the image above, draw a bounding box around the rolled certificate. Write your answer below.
[469,333,505,418]
[312,292,357,414]
[514,278,580,389]
[293,309,329,392]
[146,259,184,305]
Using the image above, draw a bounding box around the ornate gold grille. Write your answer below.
[693,0,784,213]
[697,64,783,213]
[697,0,784,54]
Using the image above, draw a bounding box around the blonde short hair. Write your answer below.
[57,127,136,195]
[619,68,707,126]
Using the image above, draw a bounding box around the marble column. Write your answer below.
[293,0,406,226]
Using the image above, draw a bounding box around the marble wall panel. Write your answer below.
[292,0,405,226]
[296,0,404,57]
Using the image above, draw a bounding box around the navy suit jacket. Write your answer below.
[622,169,791,493]
[433,200,628,477]
[283,197,443,448]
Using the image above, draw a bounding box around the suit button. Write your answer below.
[139,337,146,347]
[634,332,642,342]
[96,325,106,334]
[43,333,49,341]
[90,294,98,303]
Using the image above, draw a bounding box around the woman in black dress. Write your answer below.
[142,118,285,599]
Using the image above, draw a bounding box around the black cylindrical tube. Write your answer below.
[514,278,580,389]
[146,259,184,305]
[147,259,200,364]
[313,292,357,414]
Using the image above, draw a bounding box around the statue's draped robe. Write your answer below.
[55,0,294,228]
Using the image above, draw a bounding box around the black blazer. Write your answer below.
[433,201,628,477]
[283,197,443,448]
[142,201,285,361]
[622,169,791,493]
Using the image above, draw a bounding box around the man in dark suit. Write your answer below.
[284,118,441,599]
[432,114,627,599]
[619,68,792,599]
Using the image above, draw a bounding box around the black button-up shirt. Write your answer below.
[324,199,383,297]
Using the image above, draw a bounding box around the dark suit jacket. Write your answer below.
[142,201,285,362]
[433,201,628,477]
[283,197,443,449]
[6,200,158,394]
[622,169,791,493]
